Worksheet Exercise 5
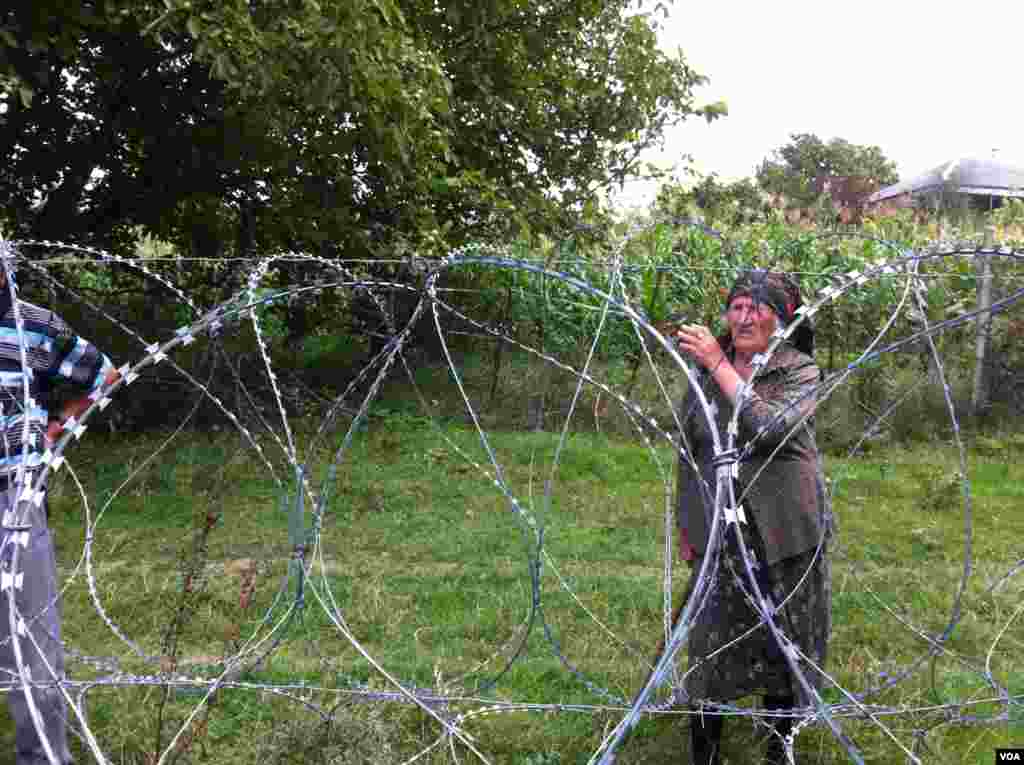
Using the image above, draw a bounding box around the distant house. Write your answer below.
[867,157,1024,215]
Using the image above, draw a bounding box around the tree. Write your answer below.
[756,133,898,208]
[653,172,767,228]
[0,0,451,256]
[1,0,721,261]
[2,0,726,373]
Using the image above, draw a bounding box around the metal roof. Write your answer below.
[868,157,1024,203]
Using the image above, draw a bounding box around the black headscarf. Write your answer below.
[721,269,814,357]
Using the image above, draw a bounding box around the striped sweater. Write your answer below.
[0,293,113,480]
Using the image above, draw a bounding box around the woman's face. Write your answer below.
[725,294,778,355]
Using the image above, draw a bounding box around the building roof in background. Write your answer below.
[868,157,1024,203]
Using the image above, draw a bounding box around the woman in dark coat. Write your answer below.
[673,271,832,765]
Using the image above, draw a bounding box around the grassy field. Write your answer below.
[0,395,1021,764]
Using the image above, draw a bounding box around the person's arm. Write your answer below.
[707,355,745,404]
[674,323,818,451]
[674,323,742,401]
[43,318,119,445]
[46,366,121,445]
[734,358,818,450]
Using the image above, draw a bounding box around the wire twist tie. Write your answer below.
[175,326,196,345]
[14,491,42,507]
[118,364,138,385]
[1,572,24,591]
[711,449,740,470]
[723,505,747,525]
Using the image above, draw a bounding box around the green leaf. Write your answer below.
[701,99,728,123]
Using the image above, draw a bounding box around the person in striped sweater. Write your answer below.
[0,260,119,765]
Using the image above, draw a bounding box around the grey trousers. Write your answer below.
[0,489,72,765]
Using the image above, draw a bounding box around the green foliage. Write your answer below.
[1,0,726,389]
[655,173,769,228]
[990,197,1024,244]
[443,214,964,391]
[918,465,964,513]
[299,332,365,369]
[1,0,718,267]
[248,287,289,344]
[522,752,562,765]
[2,0,450,259]
[756,132,899,207]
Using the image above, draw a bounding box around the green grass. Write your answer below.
[4,402,1021,764]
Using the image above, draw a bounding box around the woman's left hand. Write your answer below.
[674,324,724,371]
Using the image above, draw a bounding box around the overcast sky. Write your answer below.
[611,0,1024,209]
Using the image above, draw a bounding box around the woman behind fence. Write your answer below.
[672,271,832,765]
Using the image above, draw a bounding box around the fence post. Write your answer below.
[971,225,996,416]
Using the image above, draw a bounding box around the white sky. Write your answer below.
[612,0,1024,209]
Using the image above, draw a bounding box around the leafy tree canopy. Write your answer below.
[1,0,722,267]
[756,132,898,207]
[653,172,767,228]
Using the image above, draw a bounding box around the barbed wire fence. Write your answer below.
[0,221,1020,764]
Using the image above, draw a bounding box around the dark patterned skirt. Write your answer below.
[682,544,831,705]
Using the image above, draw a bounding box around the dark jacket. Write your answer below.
[676,343,829,566]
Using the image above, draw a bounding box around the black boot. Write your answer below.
[763,694,795,765]
[690,709,723,765]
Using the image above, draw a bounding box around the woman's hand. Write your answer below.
[674,324,724,371]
